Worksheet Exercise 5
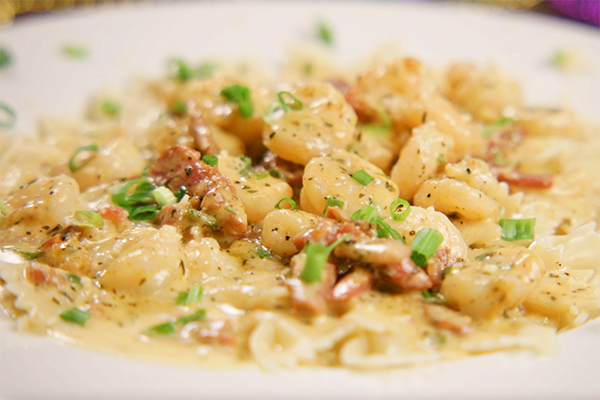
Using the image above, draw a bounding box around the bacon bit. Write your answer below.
[423,303,473,335]
[379,258,433,291]
[345,88,379,123]
[497,170,553,189]
[328,268,374,302]
[292,219,340,249]
[190,117,220,155]
[186,319,236,346]
[25,264,68,288]
[327,78,351,95]
[150,146,247,235]
[427,249,456,290]
[99,206,129,227]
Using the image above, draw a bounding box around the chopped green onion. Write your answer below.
[175,187,188,202]
[60,308,91,326]
[275,197,296,210]
[0,48,12,69]
[263,101,286,124]
[201,155,218,167]
[62,44,89,59]
[144,322,176,336]
[249,171,269,180]
[171,100,187,116]
[255,246,272,259]
[68,144,99,172]
[193,63,216,79]
[269,169,284,180]
[351,205,379,223]
[238,155,252,175]
[73,210,104,228]
[129,205,160,221]
[352,169,374,186]
[187,209,217,229]
[375,106,392,128]
[152,186,177,207]
[168,58,193,82]
[224,206,238,215]
[390,198,411,221]
[176,284,204,306]
[483,117,514,138]
[360,124,392,137]
[0,103,16,129]
[67,273,82,286]
[176,309,207,325]
[303,62,313,76]
[101,100,120,117]
[316,21,333,45]
[277,91,303,111]
[3,246,43,260]
[499,218,535,241]
[410,228,444,267]
[112,177,156,210]
[300,234,350,283]
[322,197,344,217]
[0,200,10,215]
[421,290,447,305]
[221,84,253,118]
[442,266,452,279]
[376,218,403,241]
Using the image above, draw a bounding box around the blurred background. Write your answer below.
[1,0,599,27]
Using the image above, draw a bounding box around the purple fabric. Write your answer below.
[549,0,600,26]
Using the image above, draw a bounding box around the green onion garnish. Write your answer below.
[0,199,10,215]
[410,228,444,267]
[277,91,303,111]
[255,246,272,259]
[351,205,379,223]
[175,187,188,202]
[303,62,313,76]
[376,106,393,128]
[352,169,374,186]
[73,210,104,228]
[62,44,89,59]
[499,218,535,241]
[60,308,91,326]
[360,124,393,137]
[249,171,269,180]
[390,198,411,221]
[143,322,176,336]
[176,284,204,306]
[322,197,344,217]
[3,246,43,260]
[0,48,12,69]
[483,117,514,138]
[0,103,16,129]
[152,186,177,207]
[176,309,207,325]
[101,101,120,117]
[238,155,252,175]
[112,177,156,209]
[128,205,160,221]
[221,84,253,118]
[351,206,403,241]
[67,273,82,286]
[275,197,297,210]
[300,234,350,283]
[421,290,447,305]
[201,155,218,167]
[175,310,206,325]
[168,58,193,82]
[171,100,187,116]
[317,21,333,45]
[68,144,99,172]
[187,209,217,229]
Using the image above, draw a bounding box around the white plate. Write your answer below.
[1,2,599,399]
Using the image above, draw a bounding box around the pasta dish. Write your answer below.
[0,53,598,370]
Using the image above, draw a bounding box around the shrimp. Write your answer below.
[301,149,399,217]
[390,122,455,201]
[414,178,500,221]
[263,82,357,166]
[149,146,248,235]
[440,246,545,320]
[444,63,522,123]
[217,152,293,223]
[262,209,319,257]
